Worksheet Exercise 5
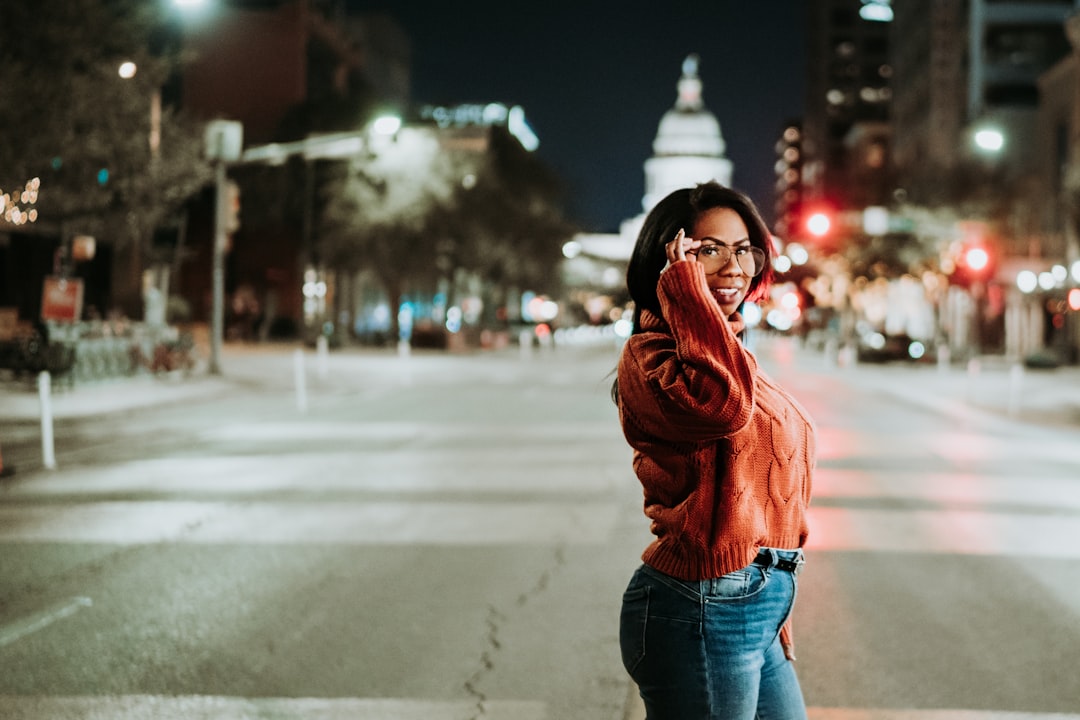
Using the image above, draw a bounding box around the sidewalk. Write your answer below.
[828,351,1080,430]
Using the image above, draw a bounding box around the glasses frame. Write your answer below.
[687,243,767,277]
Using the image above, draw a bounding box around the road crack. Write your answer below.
[463,545,566,719]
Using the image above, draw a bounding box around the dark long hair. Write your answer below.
[612,182,774,402]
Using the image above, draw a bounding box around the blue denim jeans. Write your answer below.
[620,549,807,720]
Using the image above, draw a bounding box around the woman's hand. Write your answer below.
[664,228,699,269]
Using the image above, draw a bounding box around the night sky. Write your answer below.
[347,1,808,233]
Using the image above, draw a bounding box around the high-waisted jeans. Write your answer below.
[619,548,807,720]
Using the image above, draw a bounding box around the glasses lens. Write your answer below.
[741,248,766,277]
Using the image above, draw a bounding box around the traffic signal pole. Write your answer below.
[210,157,227,375]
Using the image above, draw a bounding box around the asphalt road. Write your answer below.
[1,338,1079,720]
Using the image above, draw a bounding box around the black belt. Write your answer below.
[753,550,804,576]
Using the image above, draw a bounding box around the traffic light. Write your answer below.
[950,242,995,288]
[963,246,990,274]
[805,211,831,238]
[225,180,241,233]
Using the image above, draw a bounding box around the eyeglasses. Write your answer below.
[687,244,767,277]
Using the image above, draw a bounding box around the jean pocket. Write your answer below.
[703,565,768,601]
[619,585,649,675]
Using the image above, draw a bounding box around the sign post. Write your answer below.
[204,120,243,375]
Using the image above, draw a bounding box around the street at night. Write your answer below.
[1,337,1079,719]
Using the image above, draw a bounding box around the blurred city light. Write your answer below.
[786,242,809,265]
[1016,270,1038,294]
[372,114,402,136]
[973,128,1004,153]
[859,0,894,22]
[806,212,831,238]
[964,246,989,272]
[742,301,762,328]
[118,61,137,79]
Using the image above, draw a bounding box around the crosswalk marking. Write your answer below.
[3,696,1078,720]
[0,695,546,720]
[0,500,616,545]
[813,468,1080,511]
[808,711,1080,720]
[1,451,624,497]
[806,506,1080,556]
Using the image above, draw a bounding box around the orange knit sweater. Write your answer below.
[616,261,815,656]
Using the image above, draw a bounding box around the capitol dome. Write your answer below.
[641,54,733,213]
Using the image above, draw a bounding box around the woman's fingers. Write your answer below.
[666,228,690,264]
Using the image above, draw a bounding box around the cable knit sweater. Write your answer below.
[616,261,815,656]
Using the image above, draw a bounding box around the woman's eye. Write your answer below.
[734,247,749,256]
[701,247,718,257]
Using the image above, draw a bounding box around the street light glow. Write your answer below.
[372,115,402,136]
[1016,270,1038,294]
[118,61,137,79]
[974,128,1004,153]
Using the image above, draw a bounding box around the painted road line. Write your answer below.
[813,468,1080,511]
[0,450,625,497]
[807,711,1080,720]
[626,692,1080,720]
[0,501,617,546]
[0,696,545,719]
[0,596,92,649]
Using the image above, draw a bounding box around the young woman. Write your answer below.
[614,182,815,719]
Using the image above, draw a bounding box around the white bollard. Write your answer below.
[937,344,951,373]
[1007,363,1024,417]
[293,349,308,414]
[316,335,329,379]
[966,357,981,403]
[37,371,57,470]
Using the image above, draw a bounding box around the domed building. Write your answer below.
[565,55,735,319]
[640,54,733,214]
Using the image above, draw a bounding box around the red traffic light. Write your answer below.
[805,212,831,237]
[964,246,989,272]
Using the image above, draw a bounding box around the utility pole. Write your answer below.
[204,120,243,375]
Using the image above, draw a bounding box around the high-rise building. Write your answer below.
[802,0,893,210]
[890,0,1077,200]
[890,0,967,200]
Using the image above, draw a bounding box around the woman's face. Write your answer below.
[689,207,754,317]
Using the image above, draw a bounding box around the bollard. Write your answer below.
[1007,363,1024,418]
[966,357,981,403]
[937,344,951,373]
[823,337,839,367]
[38,371,57,470]
[293,349,308,414]
[519,330,533,358]
[316,335,329,379]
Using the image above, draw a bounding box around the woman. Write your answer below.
[614,182,815,719]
